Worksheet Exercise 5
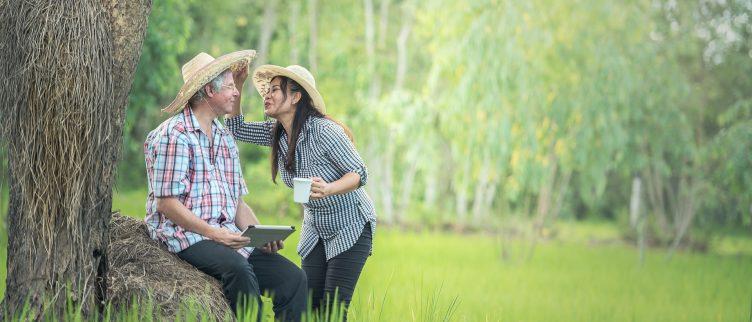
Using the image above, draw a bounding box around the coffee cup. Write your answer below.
[293,177,313,203]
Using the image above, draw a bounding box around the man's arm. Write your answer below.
[157,197,249,249]
[234,198,260,231]
[234,198,283,253]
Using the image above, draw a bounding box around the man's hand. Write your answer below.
[260,240,284,254]
[208,227,250,249]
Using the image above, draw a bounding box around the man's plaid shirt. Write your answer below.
[144,107,252,257]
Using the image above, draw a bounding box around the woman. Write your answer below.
[226,64,376,319]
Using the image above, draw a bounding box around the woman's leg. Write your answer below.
[322,223,372,320]
[301,239,328,311]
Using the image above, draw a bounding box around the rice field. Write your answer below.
[0,191,749,321]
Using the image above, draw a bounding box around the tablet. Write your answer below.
[241,225,296,248]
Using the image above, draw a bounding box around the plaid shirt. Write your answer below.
[144,107,252,257]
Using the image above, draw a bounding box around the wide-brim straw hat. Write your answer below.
[162,50,256,113]
[252,65,326,114]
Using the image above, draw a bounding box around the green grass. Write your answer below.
[2,190,752,321]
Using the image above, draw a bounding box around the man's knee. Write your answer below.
[222,259,257,288]
[273,264,308,306]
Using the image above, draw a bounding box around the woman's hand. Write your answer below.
[233,65,248,88]
[310,177,333,200]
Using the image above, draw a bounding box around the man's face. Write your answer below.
[206,72,239,116]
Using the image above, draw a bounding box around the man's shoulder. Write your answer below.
[147,113,191,143]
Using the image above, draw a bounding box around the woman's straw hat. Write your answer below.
[252,65,326,114]
[162,50,256,113]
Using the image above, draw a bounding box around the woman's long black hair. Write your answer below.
[270,76,354,183]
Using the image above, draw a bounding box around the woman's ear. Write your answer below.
[291,92,302,105]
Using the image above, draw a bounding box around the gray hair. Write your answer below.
[188,69,232,105]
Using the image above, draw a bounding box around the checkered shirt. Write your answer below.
[144,107,252,257]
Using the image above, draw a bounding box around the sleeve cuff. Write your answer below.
[225,114,244,129]
[351,166,368,187]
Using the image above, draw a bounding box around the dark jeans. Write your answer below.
[302,222,372,320]
[178,240,307,321]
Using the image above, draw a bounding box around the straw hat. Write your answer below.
[162,50,256,113]
[252,65,326,114]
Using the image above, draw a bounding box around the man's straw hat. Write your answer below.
[252,65,326,114]
[162,50,256,113]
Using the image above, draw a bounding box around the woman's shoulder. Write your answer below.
[307,116,341,134]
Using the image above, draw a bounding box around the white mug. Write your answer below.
[293,177,313,203]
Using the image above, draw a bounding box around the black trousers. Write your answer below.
[178,240,307,321]
[302,222,372,320]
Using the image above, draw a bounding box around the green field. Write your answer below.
[0,191,749,321]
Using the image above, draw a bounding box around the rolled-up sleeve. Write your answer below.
[151,131,191,197]
[225,115,275,147]
[321,123,368,187]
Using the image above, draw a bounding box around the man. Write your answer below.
[143,50,306,321]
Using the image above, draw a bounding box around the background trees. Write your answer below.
[118,0,752,241]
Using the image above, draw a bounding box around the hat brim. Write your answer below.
[162,50,256,113]
[252,65,326,114]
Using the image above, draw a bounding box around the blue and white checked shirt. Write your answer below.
[226,115,377,260]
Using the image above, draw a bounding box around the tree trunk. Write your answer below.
[377,0,390,50]
[643,159,671,235]
[668,174,700,258]
[471,156,491,225]
[454,160,471,222]
[308,0,319,73]
[629,176,642,228]
[364,0,380,99]
[290,0,301,63]
[254,0,278,68]
[393,9,412,92]
[550,169,571,223]
[0,0,151,318]
[380,142,395,223]
[396,158,418,224]
[534,153,558,231]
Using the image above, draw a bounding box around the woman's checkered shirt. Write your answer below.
[226,115,376,260]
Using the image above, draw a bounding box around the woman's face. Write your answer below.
[263,77,297,119]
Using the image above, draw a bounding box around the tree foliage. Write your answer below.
[118,0,752,238]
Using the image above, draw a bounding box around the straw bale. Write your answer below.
[106,213,232,320]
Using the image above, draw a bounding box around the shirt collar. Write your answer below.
[280,116,310,146]
[182,107,227,135]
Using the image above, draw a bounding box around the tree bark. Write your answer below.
[0,0,151,318]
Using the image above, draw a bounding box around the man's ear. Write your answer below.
[291,92,302,105]
[204,84,215,98]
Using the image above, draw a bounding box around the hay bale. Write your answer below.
[106,212,233,320]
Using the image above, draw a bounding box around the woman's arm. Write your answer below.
[310,172,361,200]
[225,66,275,146]
[225,116,275,146]
[309,122,369,200]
